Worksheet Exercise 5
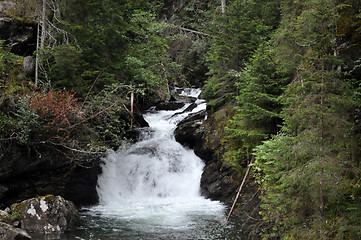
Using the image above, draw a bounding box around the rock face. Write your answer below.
[0,222,31,240]
[0,17,36,56]
[174,109,212,161]
[0,142,101,209]
[156,101,185,111]
[10,195,80,233]
[174,108,240,203]
[0,1,16,12]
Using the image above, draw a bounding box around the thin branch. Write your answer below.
[177,26,211,37]
[39,141,104,155]
[226,156,254,222]
[80,71,104,110]
[66,102,118,130]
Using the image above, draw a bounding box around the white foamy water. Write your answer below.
[92,88,225,232]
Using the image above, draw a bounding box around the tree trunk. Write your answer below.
[221,0,226,14]
[35,0,46,87]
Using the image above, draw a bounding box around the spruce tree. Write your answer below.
[254,0,361,238]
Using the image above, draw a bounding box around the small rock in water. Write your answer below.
[0,222,31,240]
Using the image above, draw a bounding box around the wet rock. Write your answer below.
[177,109,206,126]
[0,141,101,209]
[63,160,101,207]
[200,162,238,202]
[10,195,80,234]
[174,109,211,161]
[0,222,31,240]
[169,95,177,101]
[132,112,149,128]
[156,101,185,111]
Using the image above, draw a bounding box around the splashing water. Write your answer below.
[69,89,237,240]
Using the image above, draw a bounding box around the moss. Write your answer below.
[10,201,27,219]
[1,0,38,24]
[0,41,26,96]
[38,194,54,199]
[0,213,11,224]
[10,211,20,222]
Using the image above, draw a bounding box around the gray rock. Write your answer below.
[23,56,34,76]
[0,17,35,55]
[0,222,31,240]
[0,1,16,12]
[0,210,11,223]
[10,195,80,234]
[156,101,185,111]
[174,109,211,161]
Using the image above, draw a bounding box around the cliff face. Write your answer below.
[0,17,36,56]
[0,142,101,208]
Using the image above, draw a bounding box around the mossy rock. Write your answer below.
[0,210,11,224]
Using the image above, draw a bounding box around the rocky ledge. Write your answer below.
[174,108,241,203]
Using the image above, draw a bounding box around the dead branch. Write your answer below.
[177,26,211,37]
[226,156,254,222]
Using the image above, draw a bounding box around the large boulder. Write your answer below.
[174,109,211,161]
[0,222,31,240]
[10,195,80,234]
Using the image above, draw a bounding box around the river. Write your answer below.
[32,89,244,239]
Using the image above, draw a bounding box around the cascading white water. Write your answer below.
[88,88,225,236]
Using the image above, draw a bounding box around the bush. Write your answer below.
[15,89,81,144]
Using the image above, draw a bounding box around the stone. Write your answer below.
[0,1,16,12]
[0,140,101,209]
[174,109,211,161]
[155,101,185,111]
[0,210,11,224]
[10,195,80,234]
[23,56,35,77]
[177,109,206,125]
[132,112,149,128]
[0,222,31,240]
[0,17,36,55]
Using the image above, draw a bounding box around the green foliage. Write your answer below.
[84,83,131,148]
[14,96,41,144]
[0,41,25,95]
[252,0,361,238]
[224,42,290,161]
[204,0,281,108]
[1,0,38,22]
[57,0,174,99]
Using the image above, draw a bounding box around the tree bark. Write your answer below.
[221,0,226,14]
[35,0,46,87]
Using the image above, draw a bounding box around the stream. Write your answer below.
[32,89,243,239]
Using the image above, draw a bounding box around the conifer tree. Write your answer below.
[254,0,361,238]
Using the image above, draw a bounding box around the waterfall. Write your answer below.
[93,88,225,231]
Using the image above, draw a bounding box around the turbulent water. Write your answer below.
[32,89,244,240]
